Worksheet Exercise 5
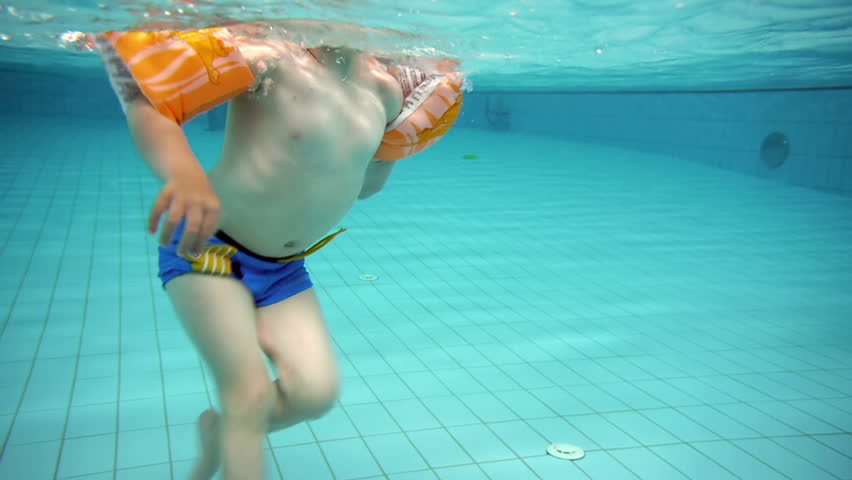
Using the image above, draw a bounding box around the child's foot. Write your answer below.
[190,409,221,480]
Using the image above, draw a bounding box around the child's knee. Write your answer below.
[292,373,340,419]
[220,375,276,420]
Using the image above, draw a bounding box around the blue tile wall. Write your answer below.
[458,89,852,194]
[0,63,227,130]
[4,61,848,194]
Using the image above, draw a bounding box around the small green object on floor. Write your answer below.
[462,153,479,160]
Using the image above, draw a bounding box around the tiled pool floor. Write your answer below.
[1,120,850,479]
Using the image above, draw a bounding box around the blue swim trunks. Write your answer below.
[158,222,314,307]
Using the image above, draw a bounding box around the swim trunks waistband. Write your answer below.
[214,228,346,263]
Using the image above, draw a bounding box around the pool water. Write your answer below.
[1,1,851,478]
[0,108,850,478]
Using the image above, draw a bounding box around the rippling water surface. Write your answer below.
[1,0,851,91]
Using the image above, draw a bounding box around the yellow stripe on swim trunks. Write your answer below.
[105,28,256,125]
[188,245,239,276]
[273,228,347,263]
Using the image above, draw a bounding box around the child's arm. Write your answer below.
[97,30,236,256]
[358,159,396,199]
[125,99,205,184]
[124,97,221,257]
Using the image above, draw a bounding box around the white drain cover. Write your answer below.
[547,443,585,460]
[358,273,379,281]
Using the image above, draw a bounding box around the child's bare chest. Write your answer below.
[253,60,387,151]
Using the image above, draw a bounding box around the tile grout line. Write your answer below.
[326,276,547,480]
[110,163,124,480]
[48,151,97,479]
[138,168,177,480]
[0,159,69,463]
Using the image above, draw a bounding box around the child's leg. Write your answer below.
[254,288,341,430]
[166,274,273,480]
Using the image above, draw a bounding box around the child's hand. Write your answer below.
[148,171,221,258]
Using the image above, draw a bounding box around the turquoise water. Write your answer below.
[3,0,852,91]
[1,1,852,479]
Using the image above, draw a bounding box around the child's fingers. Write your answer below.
[197,206,220,252]
[159,198,185,248]
[148,189,173,234]
[179,204,204,257]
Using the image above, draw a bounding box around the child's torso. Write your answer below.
[208,50,396,258]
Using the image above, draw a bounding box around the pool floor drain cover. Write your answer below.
[547,443,584,460]
[359,273,379,281]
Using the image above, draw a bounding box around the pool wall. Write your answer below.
[3,62,850,194]
[458,89,852,194]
